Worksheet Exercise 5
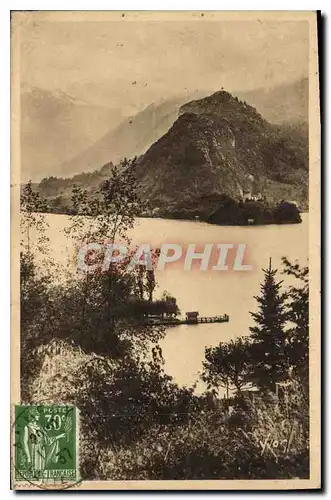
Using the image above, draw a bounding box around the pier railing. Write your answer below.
[143,313,229,326]
[196,314,229,324]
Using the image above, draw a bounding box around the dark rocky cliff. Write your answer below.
[134,90,308,219]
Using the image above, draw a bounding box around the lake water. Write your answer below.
[39,213,308,389]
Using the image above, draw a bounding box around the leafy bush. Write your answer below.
[20,177,309,481]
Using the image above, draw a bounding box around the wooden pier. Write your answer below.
[196,315,229,324]
[143,313,229,327]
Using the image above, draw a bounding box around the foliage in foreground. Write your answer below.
[94,385,309,480]
[26,337,309,481]
[20,168,309,480]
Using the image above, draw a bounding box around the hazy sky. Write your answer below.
[20,15,309,115]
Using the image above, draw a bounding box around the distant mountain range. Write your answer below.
[56,97,189,179]
[22,78,308,181]
[235,78,308,125]
[32,85,309,219]
[21,85,124,182]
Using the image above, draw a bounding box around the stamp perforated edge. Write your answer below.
[11,404,81,491]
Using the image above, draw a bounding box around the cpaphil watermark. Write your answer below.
[77,242,253,273]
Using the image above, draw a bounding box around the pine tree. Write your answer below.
[282,257,309,388]
[248,258,289,391]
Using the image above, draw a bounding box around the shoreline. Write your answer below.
[26,210,308,227]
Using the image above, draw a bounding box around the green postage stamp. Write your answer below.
[13,405,79,485]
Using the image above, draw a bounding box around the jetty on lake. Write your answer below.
[130,297,229,327]
[143,310,229,327]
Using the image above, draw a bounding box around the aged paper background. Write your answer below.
[11,10,320,490]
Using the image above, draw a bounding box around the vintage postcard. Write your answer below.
[11,11,321,490]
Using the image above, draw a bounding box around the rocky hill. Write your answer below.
[55,93,208,177]
[33,89,309,221]
[57,79,308,181]
[134,90,308,218]
[23,79,307,183]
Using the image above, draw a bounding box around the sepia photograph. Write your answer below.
[10,10,321,490]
